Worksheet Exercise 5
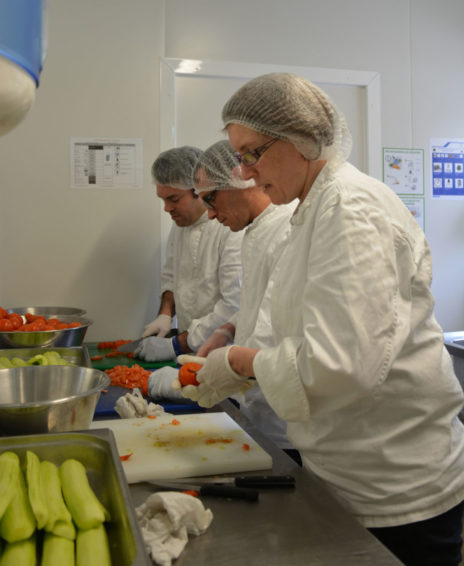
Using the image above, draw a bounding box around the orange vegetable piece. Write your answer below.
[178,362,202,386]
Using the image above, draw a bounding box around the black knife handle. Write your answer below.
[199,484,259,501]
[234,475,295,488]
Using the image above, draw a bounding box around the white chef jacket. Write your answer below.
[253,162,464,528]
[161,212,242,352]
[230,203,295,448]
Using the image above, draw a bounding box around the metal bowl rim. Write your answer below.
[0,367,110,409]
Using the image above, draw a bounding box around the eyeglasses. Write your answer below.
[201,189,218,210]
[235,138,278,167]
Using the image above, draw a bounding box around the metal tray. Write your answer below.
[0,345,92,367]
[0,428,150,566]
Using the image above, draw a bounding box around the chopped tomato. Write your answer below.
[7,313,22,330]
[120,452,133,461]
[242,443,250,451]
[0,307,8,319]
[171,419,181,426]
[105,364,151,396]
[182,490,200,497]
[91,355,103,361]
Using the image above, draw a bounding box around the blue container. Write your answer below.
[0,0,43,85]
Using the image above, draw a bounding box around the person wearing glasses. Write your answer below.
[134,146,243,364]
[176,74,464,566]
[187,139,298,459]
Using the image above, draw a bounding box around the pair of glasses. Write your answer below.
[235,138,278,167]
[201,189,218,210]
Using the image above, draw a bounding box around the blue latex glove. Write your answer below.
[148,366,184,400]
[175,347,252,408]
[134,336,176,362]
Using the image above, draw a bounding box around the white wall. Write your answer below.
[0,0,165,341]
[164,0,464,332]
[1,0,463,340]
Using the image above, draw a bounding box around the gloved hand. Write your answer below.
[197,328,233,357]
[134,336,176,362]
[142,314,172,338]
[175,347,251,408]
[148,366,185,400]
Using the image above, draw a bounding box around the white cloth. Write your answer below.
[231,203,295,448]
[114,389,168,419]
[161,212,243,351]
[136,491,213,566]
[253,162,464,527]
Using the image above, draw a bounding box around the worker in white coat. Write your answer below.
[135,146,243,362]
[176,74,464,566]
[192,139,298,460]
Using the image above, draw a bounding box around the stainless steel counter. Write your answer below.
[128,400,403,565]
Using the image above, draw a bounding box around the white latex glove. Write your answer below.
[134,336,176,362]
[196,328,233,357]
[148,366,185,401]
[142,314,172,338]
[176,347,251,408]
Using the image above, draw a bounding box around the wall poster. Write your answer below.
[430,138,464,199]
[70,137,143,189]
[383,147,425,231]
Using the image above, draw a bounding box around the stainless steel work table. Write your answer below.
[128,400,403,566]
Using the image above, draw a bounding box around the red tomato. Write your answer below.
[7,313,23,330]
[0,307,8,319]
[178,363,202,386]
[0,319,14,331]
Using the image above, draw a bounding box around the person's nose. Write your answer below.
[207,208,217,220]
[241,164,256,181]
[164,200,174,212]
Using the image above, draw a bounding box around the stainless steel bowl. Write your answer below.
[7,306,87,317]
[0,316,92,349]
[0,365,110,435]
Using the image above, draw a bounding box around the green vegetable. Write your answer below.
[27,355,47,366]
[60,459,109,530]
[76,525,111,566]
[41,533,74,566]
[25,451,48,530]
[40,461,75,541]
[0,466,36,543]
[0,534,36,566]
[10,358,27,367]
[42,352,71,365]
[0,452,20,520]
[0,358,13,369]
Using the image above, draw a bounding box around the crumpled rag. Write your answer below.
[136,491,213,566]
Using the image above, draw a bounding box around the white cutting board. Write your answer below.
[91,413,272,483]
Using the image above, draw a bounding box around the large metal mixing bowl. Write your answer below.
[0,365,110,435]
[0,316,92,348]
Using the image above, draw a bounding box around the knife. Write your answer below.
[117,338,143,353]
[155,475,295,489]
[150,480,259,501]
[118,329,179,354]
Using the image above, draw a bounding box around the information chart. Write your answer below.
[430,138,464,199]
[70,137,143,189]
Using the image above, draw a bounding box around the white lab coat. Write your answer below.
[254,162,464,527]
[161,212,242,352]
[230,203,295,448]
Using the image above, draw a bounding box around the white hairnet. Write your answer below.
[152,146,203,190]
[193,139,255,192]
[222,73,352,171]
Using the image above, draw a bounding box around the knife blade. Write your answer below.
[117,338,143,353]
[151,480,259,501]
[154,475,295,489]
